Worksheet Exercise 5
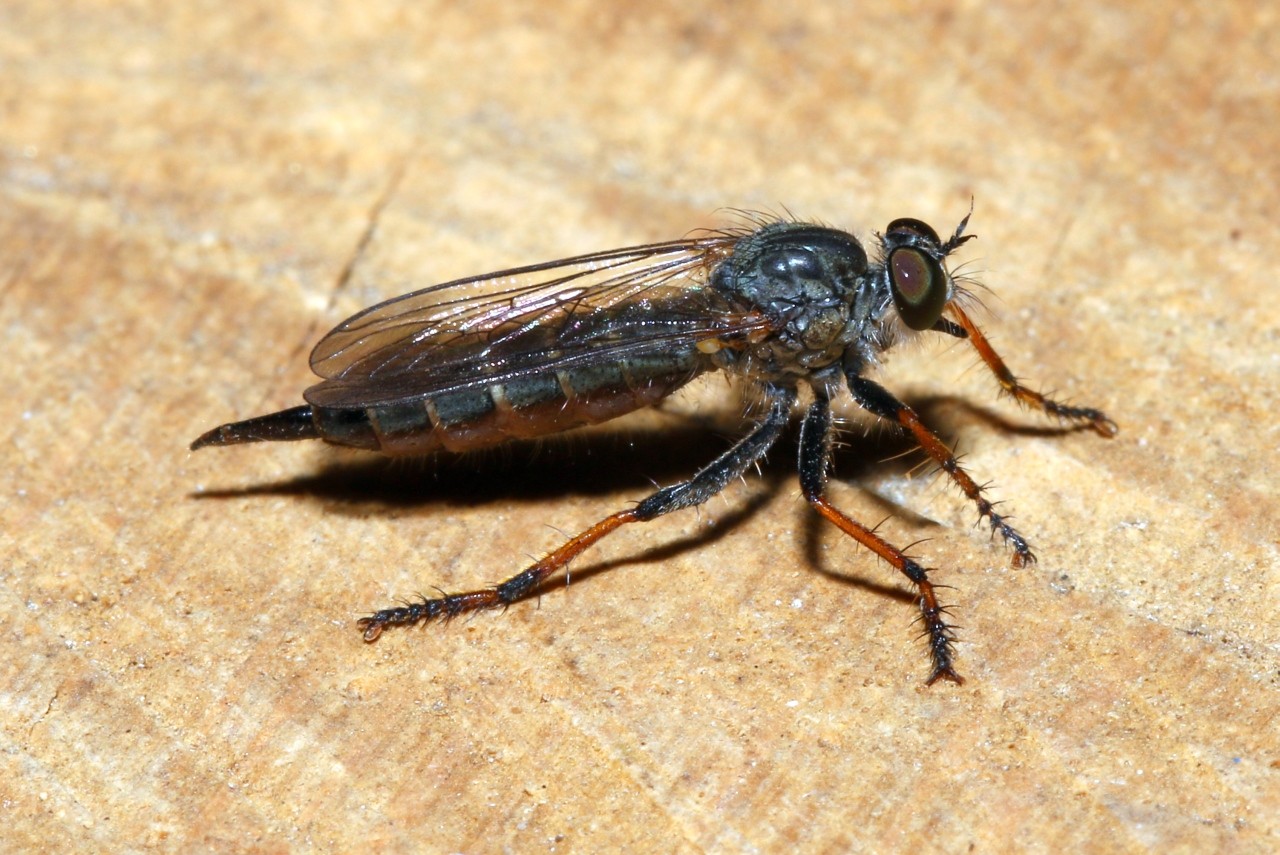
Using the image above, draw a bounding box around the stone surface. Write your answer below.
[2,1,1276,850]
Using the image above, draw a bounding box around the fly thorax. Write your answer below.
[713,222,872,374]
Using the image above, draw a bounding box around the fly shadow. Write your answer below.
[189,390,1081,608]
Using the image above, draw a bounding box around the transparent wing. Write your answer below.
[304,233,767,409]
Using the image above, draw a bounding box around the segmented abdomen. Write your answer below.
[314,350,708,455]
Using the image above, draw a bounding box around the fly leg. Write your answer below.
[846,373,1037,568]
[948,304,1118,437]
[799,394,962,685]
[358,385,798,641]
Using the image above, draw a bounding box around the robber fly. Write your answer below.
[191,209,1116,685]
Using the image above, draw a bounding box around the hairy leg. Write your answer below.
[847,373,1036,567]
[948,304,1117,437]
[798,394,962,685]
[358,385,798,640]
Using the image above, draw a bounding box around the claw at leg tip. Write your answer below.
[926,666,965,686]
[1012,550,1037,568]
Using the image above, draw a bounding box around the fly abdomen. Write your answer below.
[338,349,707,456]
[194,348,708,456]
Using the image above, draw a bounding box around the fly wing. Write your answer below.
[305,234,764,409]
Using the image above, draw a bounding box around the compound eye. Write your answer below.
[885,218,941,245]
[889,247,949,330]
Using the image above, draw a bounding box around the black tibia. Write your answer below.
[847,373,1036,567]
[798,394,962,685]
[189,406,318,450]
[358,385,799,641]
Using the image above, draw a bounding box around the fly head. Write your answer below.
[879,214,975,332]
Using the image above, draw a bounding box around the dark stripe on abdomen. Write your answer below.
[316,350,708,456]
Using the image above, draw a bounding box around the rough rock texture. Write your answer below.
[2,2,1276,850]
